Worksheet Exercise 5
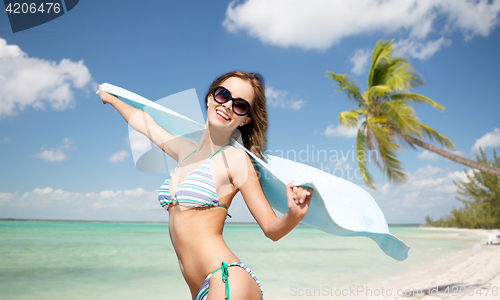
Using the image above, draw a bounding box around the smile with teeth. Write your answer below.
[216,109,231,121]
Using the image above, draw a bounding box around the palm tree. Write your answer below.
[327,40,500,189]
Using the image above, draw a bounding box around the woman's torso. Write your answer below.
[161,146,240,296]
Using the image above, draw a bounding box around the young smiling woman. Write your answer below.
[98,71,313,300]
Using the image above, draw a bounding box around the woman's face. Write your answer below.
[207,77,253,128]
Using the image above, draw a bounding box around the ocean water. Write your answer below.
[0,221,478,300]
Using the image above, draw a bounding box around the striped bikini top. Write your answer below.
[158,145,231,213]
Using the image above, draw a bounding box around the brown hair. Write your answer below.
[205,71,268,161]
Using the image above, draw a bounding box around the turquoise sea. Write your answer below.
[0,221,478,300]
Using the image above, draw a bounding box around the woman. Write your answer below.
[98,71,313,300]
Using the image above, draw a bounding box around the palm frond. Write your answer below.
[368,40,394,87]
[420,123,455,150]
[372,57,405,87]
[338,108,366,128]
[390,93,445,112]
[367,115,396,140]
[365,125,383,172]
[327,71,365,107]
[356,126,375,189]
[380,100,422,137]
[366,85,393,104]
[379,142,407,183]
[368,40,423,91]
[366,117,406,183]
[365,121,374,150]
[382,61,422,91]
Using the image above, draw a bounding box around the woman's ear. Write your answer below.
[241,116,251,127]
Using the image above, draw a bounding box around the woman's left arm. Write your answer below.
[230,149,313,241]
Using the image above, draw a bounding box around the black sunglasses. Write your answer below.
[212,86,251,116]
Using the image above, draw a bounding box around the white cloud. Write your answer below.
[223,0,500,51]
[31,138,75,162]
[0,38,93,117]
[265,87,305,110]
[472,128,500,151]
[34,149,68,162]
[440,0,500,39]
[365,165,474,222]
[3,187,159,216]
[322,124,358,138]
[108,150,130,163]
[393,37,452,60]
[321,119,365,138]
[417,150,440,161]
[0,192,17,205]
[412,164,443,178]
[350,37,452,73]
[350,49,371,75]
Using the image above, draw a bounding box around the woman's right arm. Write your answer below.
[226,148,312,241]
[98,85,193,162]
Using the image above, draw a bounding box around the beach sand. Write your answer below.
[361,227,500,300]
[285,227,500,300]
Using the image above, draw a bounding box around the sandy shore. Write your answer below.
[283,227,500,300]
[361,227,500,300]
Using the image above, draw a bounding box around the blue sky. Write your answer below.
[0,0,499,224]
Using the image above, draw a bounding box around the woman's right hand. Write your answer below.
[285,181,312,221]
[98,85,119,105]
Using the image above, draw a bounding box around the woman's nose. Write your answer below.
[222,100,232,112]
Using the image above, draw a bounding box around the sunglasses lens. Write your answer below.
[233,99,250,116]
[214,87,230,103]
[213,87,250,116]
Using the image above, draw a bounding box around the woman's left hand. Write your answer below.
[285,181,313,220]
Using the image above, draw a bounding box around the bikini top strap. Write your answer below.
[209,144,231,159]
[180,149,197,164]
[209,144,235,184]
[209,145,235,218]
[180,145,228,165]
[212,145,237,194]
[208,144,237,193]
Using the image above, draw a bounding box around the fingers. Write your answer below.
[98,85,114,105]
[287,181,313,206]
[291,185,313,204]
[292,186,300,204]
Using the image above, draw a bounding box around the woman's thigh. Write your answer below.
[207,266,262,300]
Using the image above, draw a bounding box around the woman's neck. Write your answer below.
[196,120,234,155]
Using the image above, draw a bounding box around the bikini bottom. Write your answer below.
[194,261,263,300]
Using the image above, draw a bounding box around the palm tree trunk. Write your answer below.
[388,126,500,177]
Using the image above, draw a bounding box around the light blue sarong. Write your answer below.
[99,83,410,261]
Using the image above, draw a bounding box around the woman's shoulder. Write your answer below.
[224,145,244,154]
[223,146,258,174]
[221,146,256,188]
[223,145,251,162]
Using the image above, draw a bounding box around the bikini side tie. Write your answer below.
[211,261,230,299]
